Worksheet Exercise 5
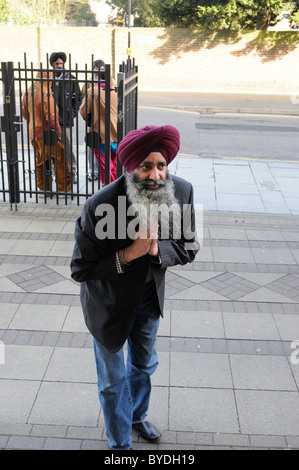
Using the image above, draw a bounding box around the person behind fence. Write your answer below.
[50,52,82,183]
[21,71,71,194]
[79,60,117,185]
[81,60,118,182]
[70,125,199,450]
[81,66,99,182]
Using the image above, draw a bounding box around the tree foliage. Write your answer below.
[1,0,297,28]
[107,0,298,30]
[106,0,164,26]
[0,0,98,25]
[158,0,285,30]
[289,0,299,25]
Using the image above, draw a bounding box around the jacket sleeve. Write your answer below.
[158,184,200,269]
[70,198,119,283]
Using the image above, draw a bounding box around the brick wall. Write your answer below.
[1,26,298,93]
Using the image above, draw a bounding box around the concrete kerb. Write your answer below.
[138,91,299,117]
[163,106,299,116]
[141,105,299,117]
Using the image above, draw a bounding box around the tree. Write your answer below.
[65,0,98,25]
[289,0,299,27]
[0,0,98,25]
[106,0,165,26]
[254,0,284,29]
[0,0,9,23]
[158,0,287,30]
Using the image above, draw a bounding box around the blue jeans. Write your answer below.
[88,147,98,177]
[93,280,160,450]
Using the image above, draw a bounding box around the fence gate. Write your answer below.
[0,55,138,209]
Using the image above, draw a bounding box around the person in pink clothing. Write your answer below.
[80,60,117,185]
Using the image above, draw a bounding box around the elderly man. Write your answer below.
[71,125,199,450]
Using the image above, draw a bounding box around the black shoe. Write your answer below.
[132,421,161,442]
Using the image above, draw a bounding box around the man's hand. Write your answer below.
[148,239,159,257]
[123,222,159,263]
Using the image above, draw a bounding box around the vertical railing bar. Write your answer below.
[75,61,80,205]
[40,62,50,203]
[51,58,60,203]
[24,53,34,200]
[0,129,6,202]
[84,62,89,196]
[91,59,96,193]
[104,64,111,186]
[17,58,27,202]
[85,64,89,197]
[68,52,74,202]
[96,59,101,190]
[117,71,125,178]
[29,62,39,200]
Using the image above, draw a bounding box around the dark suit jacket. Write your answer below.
[71,174,199,352]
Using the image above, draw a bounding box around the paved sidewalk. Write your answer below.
[170,157,299,216]
[0,156,299,450]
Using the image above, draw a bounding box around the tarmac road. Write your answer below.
[9,90,299,162]
[138,92,299,162]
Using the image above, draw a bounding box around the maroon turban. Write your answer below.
[118,125,180,173]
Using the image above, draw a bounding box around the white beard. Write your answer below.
[125,171,182,240]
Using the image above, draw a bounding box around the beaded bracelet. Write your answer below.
[120,248,131,266]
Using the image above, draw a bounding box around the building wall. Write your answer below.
[0,26,298,93]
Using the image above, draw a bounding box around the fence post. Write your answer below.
[1,62,20,209]
[116,60,138,178]
[104,64,111,185]
[117,71,125,178]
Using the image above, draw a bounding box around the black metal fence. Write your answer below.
[0,55,138,209]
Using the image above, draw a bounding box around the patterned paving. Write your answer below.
[200,272,260,301]
[266,274,299,302]
[166,270,299,303]
[1,262,298,305]
[7,267,65,292]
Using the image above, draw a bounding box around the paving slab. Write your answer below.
[0,345,53,381]
[230,355,297,391]
[236,390,299,435]
[9,304,69,331]
[27,382,100,427]
[170,352,233,389]
[171,310,225,338]
[169,388,239,434]
[223,312,280,341]
[0,380,41,423]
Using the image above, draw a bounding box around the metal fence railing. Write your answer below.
[0,55,138,210]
